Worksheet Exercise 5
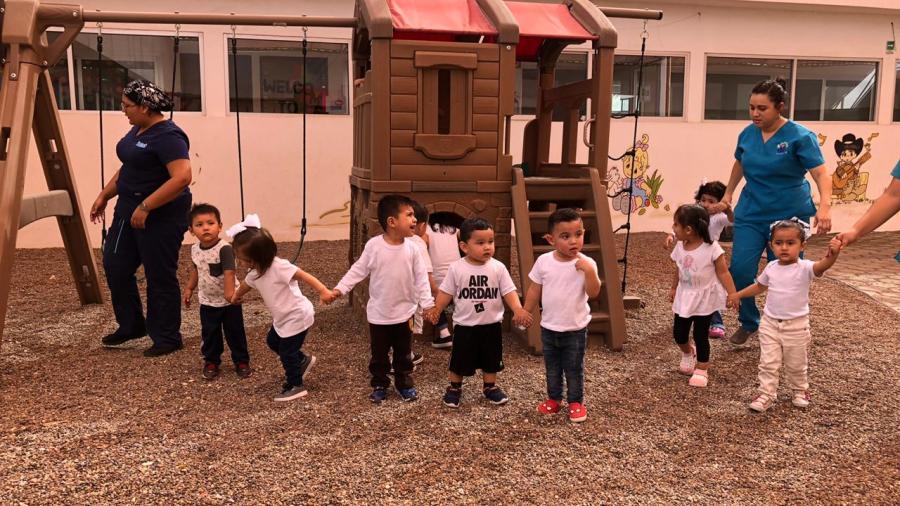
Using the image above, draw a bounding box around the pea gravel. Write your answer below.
[0,234,896,504]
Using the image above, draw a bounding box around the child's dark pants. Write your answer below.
[200,304,249,365]
[369,322,414,390]
[266,327,308,387]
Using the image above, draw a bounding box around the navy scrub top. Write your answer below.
[115,120,191,213]
[733,120,825,223]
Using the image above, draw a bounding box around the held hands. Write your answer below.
[832,229,858,250]
[319,288,339,305]
[230,292,244,305]
[423,307,441,325]
[512,308,534,329]
[826,237,842,258]
[726,292,741,309]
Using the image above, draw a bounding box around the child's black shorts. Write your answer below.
[448,322,504,376]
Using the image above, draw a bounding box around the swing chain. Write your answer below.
[641,19,649,40]
[97,21,102,37]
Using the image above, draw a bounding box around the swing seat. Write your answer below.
[18,190,73,229]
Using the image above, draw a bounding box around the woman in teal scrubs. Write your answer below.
[717,79,832,345]
[835,159,900,247]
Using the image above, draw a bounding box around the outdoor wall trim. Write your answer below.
[475,0,519,44]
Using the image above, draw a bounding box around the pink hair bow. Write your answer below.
[226,213,261,238]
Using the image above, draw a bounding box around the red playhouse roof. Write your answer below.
[505,1,595,60]
[388,0,498,41]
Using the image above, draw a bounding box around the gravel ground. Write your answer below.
[0,233,897,504]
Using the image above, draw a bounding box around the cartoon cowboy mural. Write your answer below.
[831,133,874,203]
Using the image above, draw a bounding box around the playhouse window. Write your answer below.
[438,69,452,134]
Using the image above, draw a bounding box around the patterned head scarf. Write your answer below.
[122,80,174,113]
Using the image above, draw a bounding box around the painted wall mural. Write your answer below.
[608,133,666,215]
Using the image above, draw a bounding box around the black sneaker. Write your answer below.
[483,386,509,405]
[443,387,462,408]
[431,335,453,349]
[143,342,183,357]
[202,362,220,380]
[101,329,147,347]
[370,387,388,404]
[300,355,317,381]
[274,384,307,402]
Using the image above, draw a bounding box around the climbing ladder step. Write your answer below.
[587,311,611,333]
[523,177,593,200]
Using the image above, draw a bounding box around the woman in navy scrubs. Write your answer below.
[717,79,832,345]
[89,80,193,357]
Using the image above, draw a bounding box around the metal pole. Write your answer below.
[597,7,663,21]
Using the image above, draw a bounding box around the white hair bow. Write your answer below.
[226,213,261,238]
[769,217,811,238]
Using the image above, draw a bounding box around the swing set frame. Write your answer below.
[0,0,660,348]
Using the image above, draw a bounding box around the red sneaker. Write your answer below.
[537,398,561,415]
[568,402,587,423]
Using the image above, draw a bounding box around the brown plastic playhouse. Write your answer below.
[351,0,658,352]
[0,0,659,354]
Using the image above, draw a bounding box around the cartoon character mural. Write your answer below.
[826,133,877,203]
[609,133,664,215]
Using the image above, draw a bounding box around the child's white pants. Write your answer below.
[757,314,811,400]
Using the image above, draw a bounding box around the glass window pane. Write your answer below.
[705,57,792,120]
[46,31,72,109]
[515,52,588,118]
[613,55,685,117]
[72,32,201,111]
[795,60,877,121]
[895,62,900,122]
[227,38,349,115]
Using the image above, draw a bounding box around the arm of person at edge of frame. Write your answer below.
[727,282,767,309]
[814,241,841,277]
[714,254,738,308]
[183,263,198,308]
[130,158,192,229]
[834,177,900,249]
[90,169,121,224]
[808,164,833,236]
[293,267,334,305]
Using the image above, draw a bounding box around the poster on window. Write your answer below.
[259,56,329,114]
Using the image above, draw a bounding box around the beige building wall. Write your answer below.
[15,0,900,247]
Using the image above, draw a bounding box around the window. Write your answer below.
[613,55,684,117]
[705,57,792,119]
[45,32,72,109]
[227,38,349,115]
[794,60,877,121]
[515,52,588,119]
[895,62,900,122]
[49,32,202,111]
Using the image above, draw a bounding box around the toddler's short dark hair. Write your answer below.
[459,217,493,243]
[377,194,415,230]
[189,203,221,223]
[547,208,582,233]
[694,181,726,202]
[411,201,429,224]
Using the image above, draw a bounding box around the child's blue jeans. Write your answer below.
[541,327,587,404]
[266,327,308,387]
[710,310,724,329]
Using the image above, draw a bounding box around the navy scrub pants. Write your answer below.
[729,217,809,332]
[103,196,190,348]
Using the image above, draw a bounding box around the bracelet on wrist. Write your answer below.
[139,201,150,212]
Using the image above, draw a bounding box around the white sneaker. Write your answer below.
[749,394,775,412]
[678,351,696,375]
[792,391,811,408]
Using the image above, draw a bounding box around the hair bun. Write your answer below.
[774,77,788,90]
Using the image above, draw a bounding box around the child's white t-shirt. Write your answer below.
[335,235,434,325]
[528,252,597,332]
[439,257,517,326]
[708,212,731,242]
[408,234,433,273]
[670,241,727,317]
[428,229,460,285]
[757,259,816,320]
[244,257,314,337]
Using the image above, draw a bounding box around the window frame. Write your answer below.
[511,47,593,121]
[223,32,353,117]
[48,27,206,115]
[703,53,881,124]
[611,50,690,121]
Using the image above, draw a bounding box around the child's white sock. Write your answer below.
[439,328,451,338]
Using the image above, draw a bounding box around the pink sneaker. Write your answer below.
[688,369,708,387]
[708,326,726,339]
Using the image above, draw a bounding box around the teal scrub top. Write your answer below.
[734,120,824,223]
[892,159,900,179]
